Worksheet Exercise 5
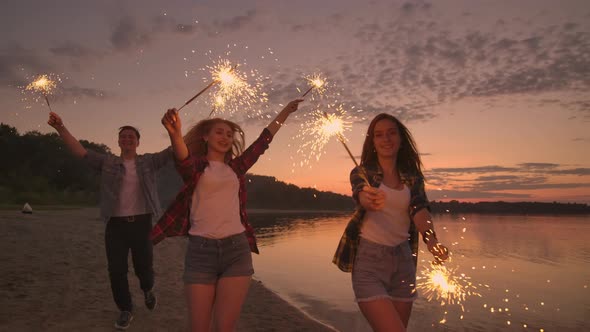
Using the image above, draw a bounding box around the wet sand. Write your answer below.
[0,208,335,331]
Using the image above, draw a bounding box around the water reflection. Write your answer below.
[250,212,590,331]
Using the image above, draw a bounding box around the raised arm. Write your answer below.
[47,112,87,159]
[161,108,189,161]
[266,99,304,136]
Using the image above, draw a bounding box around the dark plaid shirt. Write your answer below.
[150,129,273,254]
[332,163,430,272]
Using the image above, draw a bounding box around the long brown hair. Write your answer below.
[360,113,424,177]
[183,118,245,161]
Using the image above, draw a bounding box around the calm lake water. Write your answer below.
[249,212,590,332]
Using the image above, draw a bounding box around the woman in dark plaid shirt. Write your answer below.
[156,99,303,332]
[333,113,449,332]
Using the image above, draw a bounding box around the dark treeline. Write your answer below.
[245,174,354,210]
[0,123,108,205]
[430,200,590,215]
[0,123,354,211]
[2,123,588,214]
[157,162,354,211]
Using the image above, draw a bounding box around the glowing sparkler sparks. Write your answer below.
[25,74,59,112]
[27,75,56,95]
[208,95,225,118]
[176,61,237,112]
[300,73,327,97]
[295,106,351,165]
[204,59,268,118]
[417,263,481,312]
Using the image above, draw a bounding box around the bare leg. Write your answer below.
[358,298,406,332]
[392,301,413,328]
[185,283,216,332]
[212,276,251,332]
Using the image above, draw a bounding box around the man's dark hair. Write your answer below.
[118,126,140,140]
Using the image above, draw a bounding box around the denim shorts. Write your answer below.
[183,232,254,284]
[351,237,417,302]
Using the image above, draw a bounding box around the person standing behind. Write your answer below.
[47,112,173,330]
[333,113,449,332]
[152,99,303,332]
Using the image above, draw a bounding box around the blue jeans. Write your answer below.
[105,214,154,312]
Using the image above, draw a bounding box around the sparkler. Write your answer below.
[323,111,358,167]
[417,262,481,312]
[300,73,327,97]
[207,59,267,118]
[296,107,351,165]
[176,62,237,112]
[208,95,225,118]
[295,71,367,183]
[295,104,369,184]
[25,74,58,112]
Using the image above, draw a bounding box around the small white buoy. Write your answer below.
[22,203,33,214]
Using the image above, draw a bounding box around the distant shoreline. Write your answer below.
[248,208,351,214]
[3,202,588,215]
[430,200,590,215]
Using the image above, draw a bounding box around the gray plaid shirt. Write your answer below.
[84,147,173,222]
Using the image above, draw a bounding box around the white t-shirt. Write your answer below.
[113,159,149,217]
[189,160,244,238]
[360,183,411,247]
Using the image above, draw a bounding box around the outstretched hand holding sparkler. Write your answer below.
[162,108,182,136]
[358,186,386,211]
[47,112,64,129]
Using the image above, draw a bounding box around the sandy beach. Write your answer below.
[0,208,335,331]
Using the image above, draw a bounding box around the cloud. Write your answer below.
[326,5,590,120]
[0,43,54,86]
[49,41,105,59]
[105,11,264,53]
[105,14,202,53]
[517,163,560,169]
[213,9,258,32]
[547,168,590,176]
[572,137,590,142]
[475,175,520,181]
[401,2,432,13]
[110,16,152,51]
[0,43,113,101]
[151,15,198,35]
[473,181,590,191]
[427,189,530,200]
[431,166,519,174]
[430,163,590,179]
[423,158,589,198]
[423,161,590,201]
[61,86,111,100]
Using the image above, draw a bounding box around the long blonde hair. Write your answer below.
[183,118,245,161]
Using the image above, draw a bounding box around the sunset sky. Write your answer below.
[1,0,589,203]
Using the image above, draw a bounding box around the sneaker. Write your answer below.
[144,290,158,311]
[115,311,133,330]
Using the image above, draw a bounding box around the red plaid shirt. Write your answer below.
[150,129,273,254]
